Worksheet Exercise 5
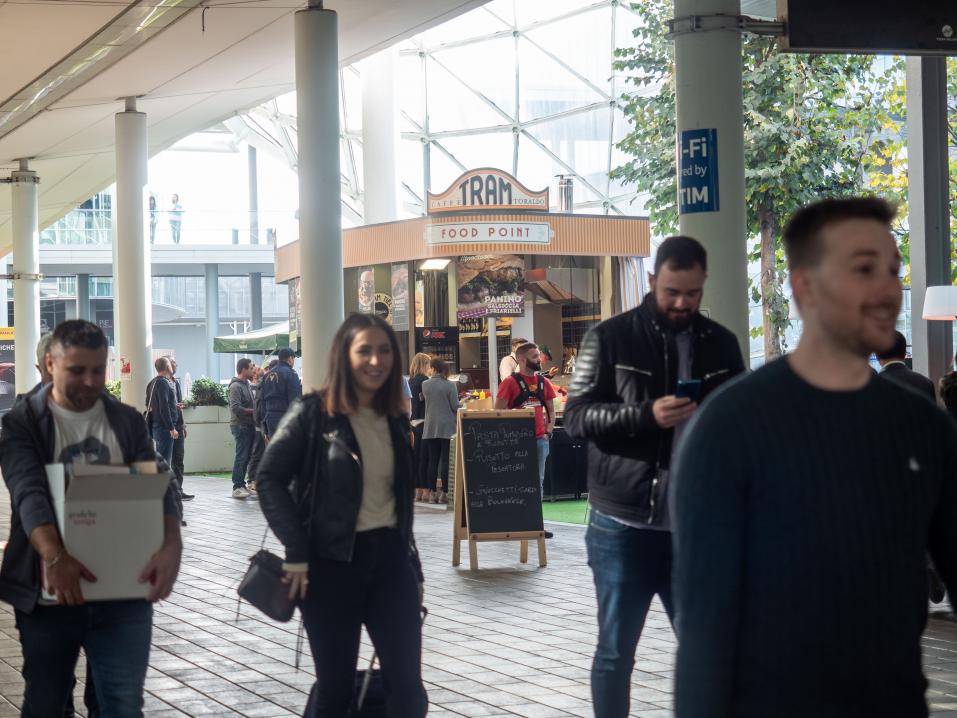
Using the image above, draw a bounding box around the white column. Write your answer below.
[114,98,153,410]
[488,317,499,397]
[673,0,749,362]
[296,3,343,390]
[361,47,398,224]
[11,159,40,394]
[906,57,951,384]
[205,263,220,381]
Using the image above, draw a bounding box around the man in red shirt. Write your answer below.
[495,342,556,498]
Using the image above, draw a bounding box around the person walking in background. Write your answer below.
[421,358,458,504]
[499,336,527,380]
[408,353,431,503]
[228,358,256,499]
[257,313,427,717]
[564,234,745,718]
[246,364,268,492]
[672,198,957,718]
[876,330,936,401]
[166,356,194,506]
[146,357,179,468]
[260,347,302,439]
[169,193,183,244]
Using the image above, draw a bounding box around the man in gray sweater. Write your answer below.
[228,358,256,499]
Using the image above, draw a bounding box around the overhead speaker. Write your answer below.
[778,0,957,55]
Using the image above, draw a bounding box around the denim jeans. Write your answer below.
[536,436,551,495]
[16,600,152,718]
[585,510,674,718]
[230,425,255,489]
[151,426,174,468]
[301,528,427,718]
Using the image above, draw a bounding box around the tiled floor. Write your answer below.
[0,475,954,716]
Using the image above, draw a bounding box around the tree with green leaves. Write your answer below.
[613,0,898,361]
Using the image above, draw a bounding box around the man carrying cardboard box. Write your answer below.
[0,320,182,717]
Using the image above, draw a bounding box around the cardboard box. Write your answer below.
[45,462,170,602]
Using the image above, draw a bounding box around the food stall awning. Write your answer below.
[213,322,291,354]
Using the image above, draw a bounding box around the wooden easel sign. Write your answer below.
[452,409,547,570]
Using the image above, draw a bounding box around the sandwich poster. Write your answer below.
[456,254,525,320]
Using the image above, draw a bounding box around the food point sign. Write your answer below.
[427,222,551,245]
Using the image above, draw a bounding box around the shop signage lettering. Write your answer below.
[426,222,551,245]
[428,168,549,214]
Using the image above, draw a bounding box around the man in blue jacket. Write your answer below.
[260,347,302,439]
[0,320,181,716]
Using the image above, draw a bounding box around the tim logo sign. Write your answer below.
[678,128,719,214]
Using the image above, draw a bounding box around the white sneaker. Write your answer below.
[232,487,250,499]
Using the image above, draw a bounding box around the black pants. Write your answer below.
[412,425,427,490]
[422,438,450,492]
[247,430,265,484]
[172,431,185,516]
[301,528,427,718]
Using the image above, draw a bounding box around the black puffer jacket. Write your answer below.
[256,394,423,580]
[564,296,745,525]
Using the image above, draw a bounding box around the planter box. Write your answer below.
[182,406,234,473]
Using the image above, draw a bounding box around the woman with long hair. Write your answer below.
[421,357,460,503]
[256,313,427,717]
[408,352,432,502]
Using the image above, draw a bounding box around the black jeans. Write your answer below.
[247,430,265,484]
[411,425,427,490]
[422,438,450,492]
[301,528,426,718]
[16,601,152,718]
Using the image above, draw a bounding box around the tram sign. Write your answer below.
[428,168,549,214]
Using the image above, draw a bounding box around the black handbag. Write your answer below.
[236,545,296,623]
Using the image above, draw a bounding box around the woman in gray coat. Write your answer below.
[421,358,460,503]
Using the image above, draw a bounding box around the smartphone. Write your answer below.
[675,378,702,402]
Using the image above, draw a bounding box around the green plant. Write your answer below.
[185,376,228,408]
[106,380,121,399]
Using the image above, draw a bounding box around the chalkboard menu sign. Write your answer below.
[459,412,544,535]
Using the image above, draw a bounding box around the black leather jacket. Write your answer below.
[565,296,745,525]
[256,394,423,580]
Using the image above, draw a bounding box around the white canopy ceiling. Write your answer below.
[0,0,486,255]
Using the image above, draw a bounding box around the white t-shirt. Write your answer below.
[347,407,397,532]
[49,397,123,466]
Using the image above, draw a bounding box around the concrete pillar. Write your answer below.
[77,273,91,321]
[673,0,749,362]
[205,263,220,381]
[0,255,9,326]
[248,145,259,245]
[906,56,951,385]
[296,4,343,390]
[114,98,153,409]
[11,159,41,394]
[361,47,398,224]
[250,272,263,330]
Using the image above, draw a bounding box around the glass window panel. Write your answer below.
[399,138,425,210]
[516,0,594,27]
[396,54,426,126]
[428,143,468,194]
[420,6,511,47]
[614,4,644,54]
[426,58,511,132]
[516,134,604,210]
[525,6,613,95]
[525,107,612,195]
[517,37,605,121]
[433,36,517,118]
[342,68,362,134]
[276,92,297,117]
[434,132,515,178]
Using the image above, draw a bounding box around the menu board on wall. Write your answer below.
[391,264,409,331]
[288,278,301,348]
[456,254,525,320]
[358,267,374,314]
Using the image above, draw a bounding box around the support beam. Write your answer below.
[296,5,343,389]
[488,316,499,397]
[250,272,263,330]
[205,263,220,381]
[76,273,91,321]
[11,159,40,394]
[248,145,259,245]
[906,56,952,385]
[114,99,152,409]
[361,47,398,224]
[673,0,749,362]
